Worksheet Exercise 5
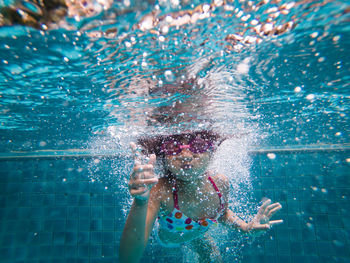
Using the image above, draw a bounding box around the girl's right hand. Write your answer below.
[129,142,158,201]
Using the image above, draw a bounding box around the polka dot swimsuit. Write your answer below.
[158,176,225,233]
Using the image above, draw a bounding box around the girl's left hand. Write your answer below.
[246,199,283,232]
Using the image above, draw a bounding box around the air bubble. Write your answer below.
[267,153,276,160]
[164,70,172,76]
[124,0,131,7]
[333,35,341,42]
[306,223,313,228]
[241,15,250,22]
[306,94,315,100]
[288,2,296,9]
[250,19,259,25]
[161,26,169,34]
[294,86,301,93]
[236,11,243,18]
[310,32,319,38]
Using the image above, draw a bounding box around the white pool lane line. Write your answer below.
[0,143,349,160]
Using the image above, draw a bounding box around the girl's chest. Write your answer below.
[161,187,222,220]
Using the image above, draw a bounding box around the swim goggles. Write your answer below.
[160,137,213,156]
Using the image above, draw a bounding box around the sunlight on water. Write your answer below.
[0,0,348,153]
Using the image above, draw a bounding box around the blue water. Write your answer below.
[0,151,349,263]
[0,0,349,262]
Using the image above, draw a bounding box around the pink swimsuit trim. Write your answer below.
[157,176,225,233]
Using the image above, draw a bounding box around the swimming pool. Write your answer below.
[0,0,349,262]
[0,148,349,262]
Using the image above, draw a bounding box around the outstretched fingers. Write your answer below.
[130,142,142,166]
[129,142,158,195]
[130,142,156,164]
[266,203,282,218]
[259,201,282,217]
[269,220,284,226]
[252,223,271,231]
[266,202,282,211]
[257,199,272,215]
[249,199,284,231]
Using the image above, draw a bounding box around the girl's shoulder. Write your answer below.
[210,172,229,186]
[150,177,175,213]
[209,172,230,197]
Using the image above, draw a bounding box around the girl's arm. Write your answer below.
[220,199,283,232]
[219,208,250,232]
[215,174,283,232]
[213,174,249,231]
[119,143,160,263]
[119,185,161,263]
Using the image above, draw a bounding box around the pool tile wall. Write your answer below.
[241,151,350,263]
[0,150,349,263]
[0,158,126,263]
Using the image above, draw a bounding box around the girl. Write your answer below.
[119,130,283,263]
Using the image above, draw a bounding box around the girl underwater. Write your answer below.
[119,130,283,263]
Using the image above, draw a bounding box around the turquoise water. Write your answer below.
[1,150,349,263]
[0,0,349,262]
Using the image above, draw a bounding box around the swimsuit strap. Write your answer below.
[173,181,180,210]
[172,176,225,212]
[208,176,226,213]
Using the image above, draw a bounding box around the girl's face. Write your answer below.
[162,134,214,181]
